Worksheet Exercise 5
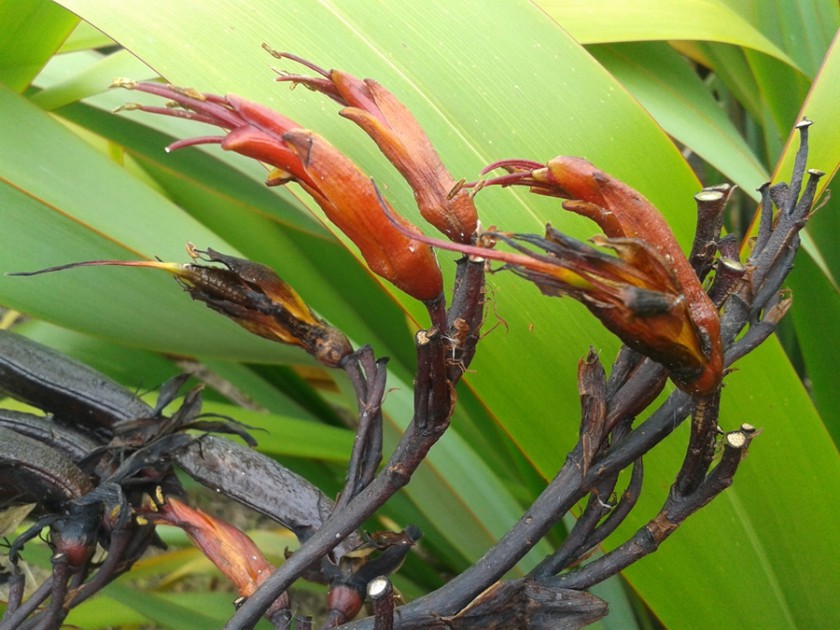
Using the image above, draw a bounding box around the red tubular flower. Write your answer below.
[385,156,723,395]
[268,50,479,244]
[476,156,723,395]
[114,80,443,303]
[280,130,444,301]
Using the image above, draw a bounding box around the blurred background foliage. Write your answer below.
[1,1,838,628]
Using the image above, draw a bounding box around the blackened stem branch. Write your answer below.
[555,427,755,590]
[349,382,688,628]
[2,573,25,619]
[226,329,454,629]
[368,577,395,630]
[336,346,388,511]
[445,258,486,383]
[0,576,53,630]
[229,255,488,628]
[37,555,71,630]
[339,373,723,628]
[690,184,733,280]
[674,390,721,496]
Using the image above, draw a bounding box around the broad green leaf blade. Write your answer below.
[0,85,308,361]
[692,41,764,122]
[538,0,797,67]
[72,582,252,630]
[743,49,812,153]
[31,48,157,110]
[723,0,840,78]
[588,42,768,197]
[787,255,840,443]
[0,0,78,91]
[66,587,275,629]
[199,401,353,462]
[770,28,840,209]
[58,19,115,53]
[192,359,327,420]
[10,319,179,387]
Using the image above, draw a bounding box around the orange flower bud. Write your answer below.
[270,52,478,243]
[115,81,443,303]
[143,494,276,599]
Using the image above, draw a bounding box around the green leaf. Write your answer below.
[0,0,78,91]
[58,19,116,53]
[538,0,798,67]
[588,42,769,197]
[31,48,157,110]
[72,582,240,630]
[787,255,840,443]
[723,0,840,78]
[198,401,354,462]
[769,29,840,203]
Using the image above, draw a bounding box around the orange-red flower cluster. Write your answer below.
[480,156,723,394]
[270,50,478,244]
[394,157,723,395]
[115,79,445,302]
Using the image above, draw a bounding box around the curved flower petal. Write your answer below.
[271,52,478,243]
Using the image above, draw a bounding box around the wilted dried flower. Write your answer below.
[11,246,354,368]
